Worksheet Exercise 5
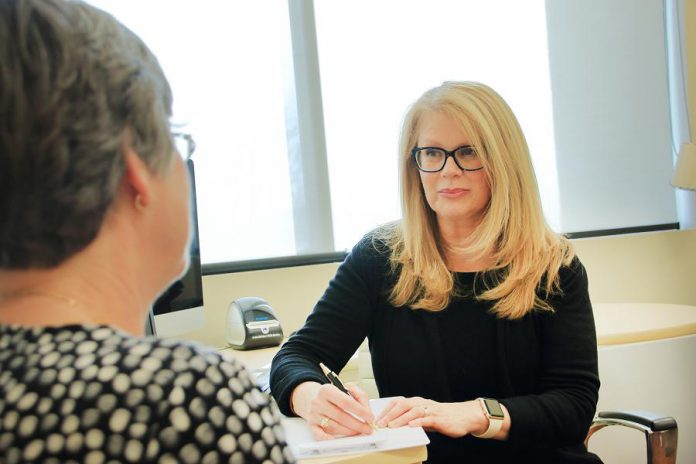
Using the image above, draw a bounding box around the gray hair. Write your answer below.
[0,0,174,269]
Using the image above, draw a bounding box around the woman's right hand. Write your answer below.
[290,381,375,440]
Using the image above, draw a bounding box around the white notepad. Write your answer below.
[282,397,430,459]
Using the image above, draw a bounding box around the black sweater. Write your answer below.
[270,234,602,463]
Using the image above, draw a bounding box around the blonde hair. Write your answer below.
[382,81,574,319]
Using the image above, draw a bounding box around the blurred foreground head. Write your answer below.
[0,0,176,269]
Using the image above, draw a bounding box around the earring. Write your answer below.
[135,194,146,211]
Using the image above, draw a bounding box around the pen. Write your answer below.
[319,362,351,395]
[319,362,378,430]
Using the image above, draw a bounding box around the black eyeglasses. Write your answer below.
[173,132,196,161]
[412,145,483,172]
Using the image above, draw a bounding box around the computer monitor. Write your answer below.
[146,159,205,337]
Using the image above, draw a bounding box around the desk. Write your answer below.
[593,302,696,345]
[220,344,279,370]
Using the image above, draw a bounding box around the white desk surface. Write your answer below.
[220,344,279,370]
[593,303,696,345]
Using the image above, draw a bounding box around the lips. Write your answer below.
[438,188,470,198]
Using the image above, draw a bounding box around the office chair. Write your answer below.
[586,410,678,464]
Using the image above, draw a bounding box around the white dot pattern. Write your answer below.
[0,324,295,463]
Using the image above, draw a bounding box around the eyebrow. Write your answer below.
[415,143,474,150]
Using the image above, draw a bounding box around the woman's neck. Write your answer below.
[437,218,494,272]
[444,251,493,273]
[0,252,149,336]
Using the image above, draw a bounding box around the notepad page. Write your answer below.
[282,397,430,459]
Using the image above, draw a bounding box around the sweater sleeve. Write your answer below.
[270,235,385,416]
[501,258,600,448]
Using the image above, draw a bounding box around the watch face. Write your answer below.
[483,398,505,418]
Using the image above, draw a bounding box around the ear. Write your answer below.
[121,140,153,209]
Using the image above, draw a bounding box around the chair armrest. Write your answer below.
[586,410,678,464]
[594,410,677,433]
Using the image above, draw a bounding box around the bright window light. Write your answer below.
[315,0,560,250]
[87,0,296,264]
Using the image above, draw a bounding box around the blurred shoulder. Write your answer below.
[78,326,253,388]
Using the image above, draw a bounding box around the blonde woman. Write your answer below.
[271,82,601,463]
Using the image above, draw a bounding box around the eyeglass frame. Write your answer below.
[173,132,196,161]
[411,145,484,172]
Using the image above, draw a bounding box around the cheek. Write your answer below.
[178,183,192,247]
[482,181,492,204]
[170,186,191,278]
[418,172,436,203]
[473,172,491,201]
[168,162,192,251]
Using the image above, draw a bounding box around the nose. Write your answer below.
[441,155,462,176]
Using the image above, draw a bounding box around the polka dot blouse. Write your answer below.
[0,324,295,463]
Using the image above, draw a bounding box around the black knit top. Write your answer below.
[271,233,602,464]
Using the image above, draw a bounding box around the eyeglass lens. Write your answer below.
[414,146,481,172]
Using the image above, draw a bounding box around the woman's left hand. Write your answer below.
[375,396,487,438]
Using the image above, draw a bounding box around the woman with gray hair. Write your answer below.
[0,1,293,462]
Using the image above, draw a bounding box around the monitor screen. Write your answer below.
[147,159,205,337]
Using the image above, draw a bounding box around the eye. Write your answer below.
[424,148,444,158]
[455,145,476,157]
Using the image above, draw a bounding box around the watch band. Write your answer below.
[472,397,504,439]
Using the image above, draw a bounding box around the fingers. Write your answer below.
[312,414,361,439]
[384,404,425,428]
[327,387,373,433]
[376,398,413,427]
[376,397,429,428]
[310,384,374,436]
[345,383,369,408]
[345,384,374,423]
[375,397,402,425]
[310,423,336,441]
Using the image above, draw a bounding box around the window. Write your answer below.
[88,0,679,267]
[88,0,297,264]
